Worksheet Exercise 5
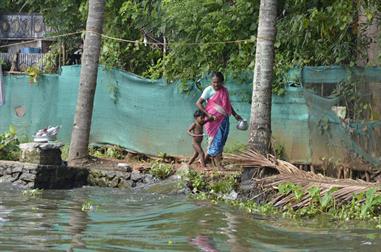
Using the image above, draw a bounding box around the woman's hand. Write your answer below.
[207,114,216,121]
[234,114,242,121]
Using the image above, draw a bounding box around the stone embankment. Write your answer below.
[0,160,88,189]
[0,160,158,190]
[0,142,158,189]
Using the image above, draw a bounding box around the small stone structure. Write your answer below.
[0,142,88,189]
[19,142,63,165]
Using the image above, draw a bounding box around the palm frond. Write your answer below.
[225,149,381,209]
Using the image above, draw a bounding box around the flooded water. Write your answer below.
[0,184,381,252]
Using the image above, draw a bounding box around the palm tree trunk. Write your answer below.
[68,0,105,164]
[248,0,277,155]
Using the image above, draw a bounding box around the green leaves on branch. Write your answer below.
[184,170,238,195]
[0,126,20,161]
[10,0,381,93]
[149,161,174,179]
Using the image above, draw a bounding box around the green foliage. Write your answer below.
[207,173,238,194]
[0,125,20,161]
[185,169,207,193]
[61,144,69,161]
[360,188,381,218]
[229,199,278,215]
[183,169,239,196]
[187,178,381,227]
[276,182,381,224]
[277,1,358,67]
[81,199,97,212]
[278,182,304,201]
[272,82,286,96]
[16,0,87,34]
[22,189,43,197]
[332,75,373,120]
[149,161,174,179]
[26,66,41,84]
[89,145,126,160]
[306,186,336,212]
[0,58,11,71]
[102,0,381,94]
[9,0,381,96]
[40,44,60,73]
[274,0,381,89]
[0,0,26,12]
[147,0,258,82]
[100,0,163,75]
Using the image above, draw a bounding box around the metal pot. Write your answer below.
[236,119,248,131]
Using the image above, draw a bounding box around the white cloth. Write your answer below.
[0,65,4,106]
[200,85,216,100]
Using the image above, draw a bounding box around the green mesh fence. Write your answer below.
[1,65,380,167]
[0,66,250,157]
[292,66,381,167]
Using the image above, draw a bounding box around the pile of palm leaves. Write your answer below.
[225,149,381,209]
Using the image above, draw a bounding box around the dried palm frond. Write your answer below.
[225,149,381,209]
[225,149,276,168]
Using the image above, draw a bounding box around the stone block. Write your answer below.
[110,177,120,187]
[19,142,63,165]
[101,170,116,180]
[12,166,23,173]
[125,172,131,180]
[118,179,132,188]
[143,174,154,183]
[20,172,36,182]
[131,170,143,182]
[0,174,17,183]
[117,163,133,172]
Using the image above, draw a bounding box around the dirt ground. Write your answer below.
[76,152,241,175]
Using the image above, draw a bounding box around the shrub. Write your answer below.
[89,144,127,160]
[149,162,174,179]
[0,125,20,161]
[208,174,238,194]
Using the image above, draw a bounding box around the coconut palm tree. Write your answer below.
[68,0,105,165]
[249,0,278,154]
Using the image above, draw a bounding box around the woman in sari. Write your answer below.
[196,72,242,168]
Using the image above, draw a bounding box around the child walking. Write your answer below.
[187,110,209,168]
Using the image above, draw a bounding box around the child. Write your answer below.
[187,110,209,167]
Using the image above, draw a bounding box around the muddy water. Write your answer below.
[0,184,380,251]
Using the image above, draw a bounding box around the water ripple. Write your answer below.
[0,185,381,251]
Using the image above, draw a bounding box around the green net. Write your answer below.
[1,65,380,167]
[293,66,381,167]
[0,66,250,157]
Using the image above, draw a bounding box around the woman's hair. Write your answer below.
[212,71,224,83]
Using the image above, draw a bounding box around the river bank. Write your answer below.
[2,146,381,230]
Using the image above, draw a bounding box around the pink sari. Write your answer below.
[204,86,232,138]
